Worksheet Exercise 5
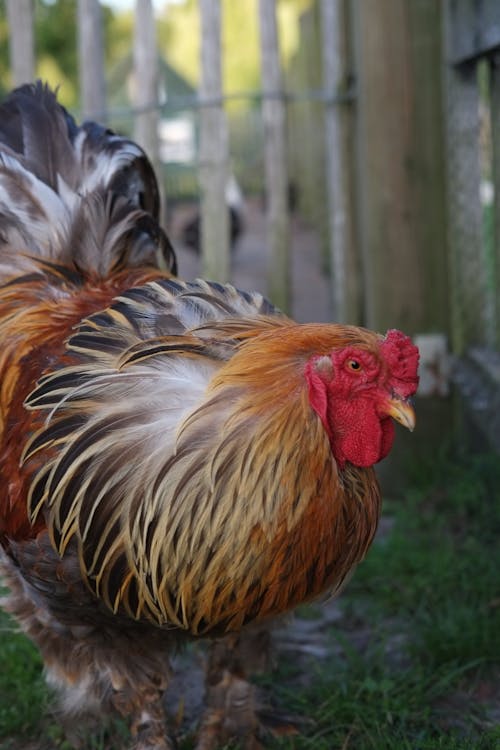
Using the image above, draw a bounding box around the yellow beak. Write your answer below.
[385,397,416,432]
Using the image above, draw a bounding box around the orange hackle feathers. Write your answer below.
[0,264,167,542]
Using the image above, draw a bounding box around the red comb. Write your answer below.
[380,329,420,398]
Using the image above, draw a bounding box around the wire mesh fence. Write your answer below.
[444,0,500,353]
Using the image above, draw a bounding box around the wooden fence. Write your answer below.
[4,0,500,362]
[294,0,500,355]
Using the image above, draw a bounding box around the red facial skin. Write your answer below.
[305,332,419,469]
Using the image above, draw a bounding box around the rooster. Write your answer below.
[0,83,419,750]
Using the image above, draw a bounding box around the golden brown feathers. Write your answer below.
[17,282,382,635]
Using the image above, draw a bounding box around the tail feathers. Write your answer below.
[0,81,176,281]
[0,81,79,191]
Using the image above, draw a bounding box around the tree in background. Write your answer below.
[35,0,78,104]
[0,0,315,111]
[161,0,314,105]
[0,0,116,109]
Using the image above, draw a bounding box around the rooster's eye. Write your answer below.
[346,359,362,372]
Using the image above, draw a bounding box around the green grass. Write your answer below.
[0,606,47,738]
[261,451,500,749]
[1,449,499,749]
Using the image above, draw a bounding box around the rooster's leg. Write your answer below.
[45,627,176,750]
[110,682,175,750]
[195,628,273,750]
[44,625,175,750]
[0,544,176,750]
[110,669,175,750]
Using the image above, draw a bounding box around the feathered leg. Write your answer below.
[195,628,273,750]
[111,675,175,750]
[0,541,176,750]
[47,657,174,750]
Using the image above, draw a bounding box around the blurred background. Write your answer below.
[4,0,500,466]
[4,0,498,453]
[0,0,500,482]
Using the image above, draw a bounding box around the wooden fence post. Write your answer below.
[320,0,359,323]
[353,0,447,338]
[199,0,230,282]
[258,0,290,312]
[133,0,163,217]
[6,0,35,87]
[77,0,106,120]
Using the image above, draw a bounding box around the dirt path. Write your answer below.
[169,198,332,324]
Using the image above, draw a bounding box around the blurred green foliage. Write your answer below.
[0,0,315,111]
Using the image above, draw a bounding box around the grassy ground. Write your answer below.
[1,447,499,749]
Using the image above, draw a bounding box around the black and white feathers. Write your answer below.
[0,81,176,281]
